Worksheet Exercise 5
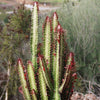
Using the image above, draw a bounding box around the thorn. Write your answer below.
[27,61,35,70]
[27,61,33,65]
[31,89,35,95]
[53,53,56,56]
[73,80,76,82]
[62,79,64,82]
[19,86,23,95]
[37,57,39,63]
[43,67,45,72]
[46,16,50,22]
[72,73,77,79]
[72,86,74,88]
[69,52,74,58]
[64,67,67,69]
[46,59,49,65]
[53,12,58,19]
[33,1,39,11]
[22,65,25,70]
[68,65,72,70]
[17,58,23,65]
[71,89,73,93]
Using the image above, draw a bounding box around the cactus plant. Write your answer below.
[17,1,77,100]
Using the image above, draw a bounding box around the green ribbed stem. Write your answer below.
[18,59,31,100]
[39,55,53,91]
[52,12,58,80]
[59,52,75,93]
[59,32,65,83]
[31,2,38,71]
[27,61,37,100]
[53,25,61,100]
[38,68,48,100]
[43,16,51,70]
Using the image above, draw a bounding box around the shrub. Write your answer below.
[0,4,32,99]
[7,4,31,35]
[57,0,100,93]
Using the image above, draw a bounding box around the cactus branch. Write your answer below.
[27,61,37,100]
[18,59,31,100]
[31,2,39,71]
[52,12,58,80]
[59,52,75,94]
[38,68,48,100]
[53,25,62,100]
[43,16,51,70]
[38,54,53,91]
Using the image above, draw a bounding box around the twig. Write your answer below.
[0,63,11,100]
[5,67,10,100]
[77,72,89,91]
[82,80,100,88]
[77,73,100,91]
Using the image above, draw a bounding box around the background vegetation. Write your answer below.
[57,0,100,95]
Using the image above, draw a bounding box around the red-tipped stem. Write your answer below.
[33,1,39,11]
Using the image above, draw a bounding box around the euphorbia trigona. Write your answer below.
[17,1,77,100]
